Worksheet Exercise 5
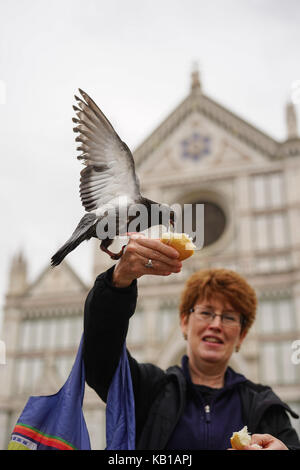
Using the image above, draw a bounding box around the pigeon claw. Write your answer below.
[100,243,127,260]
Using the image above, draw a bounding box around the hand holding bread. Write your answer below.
[230,426,288,450]
[230,426,252,449]
[112,233,181,287]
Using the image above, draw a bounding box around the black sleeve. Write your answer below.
[83,265,138,401]
[256,406,300,450]
[83,265,167,438]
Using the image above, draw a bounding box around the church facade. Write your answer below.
[1,71,300,449]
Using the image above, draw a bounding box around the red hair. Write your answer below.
[179,268,257,334]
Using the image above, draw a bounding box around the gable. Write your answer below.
[27,261,87,297]
[134,87,279,182]
[137,110,270,181]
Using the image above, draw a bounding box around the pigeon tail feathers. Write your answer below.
[51,213,97,266]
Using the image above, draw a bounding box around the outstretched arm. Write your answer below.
[83,264,137,401]
[83,233,181,401]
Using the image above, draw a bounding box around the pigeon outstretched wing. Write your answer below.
[73,89,141,212]
[51,89,175,267]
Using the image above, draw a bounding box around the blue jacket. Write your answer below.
[165,356,247,449]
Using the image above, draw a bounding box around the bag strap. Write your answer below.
[64,334,86,405]
[105,342,136,450]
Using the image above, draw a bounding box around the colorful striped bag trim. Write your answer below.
[8,423,76,450]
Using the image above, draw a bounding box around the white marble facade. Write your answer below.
[1,71,300,449]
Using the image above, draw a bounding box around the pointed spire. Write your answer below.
[190,62,201,94]
[286,101,298,139]
[7,250,28,296]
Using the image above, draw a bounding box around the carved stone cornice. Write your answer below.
[20,305,84,320]
[140,159,286,190]
[4,292,88,314]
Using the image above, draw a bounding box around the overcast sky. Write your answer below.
[0,0,300,331]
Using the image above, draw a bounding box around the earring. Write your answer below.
[235,345,240,353]
[183,332,187,340]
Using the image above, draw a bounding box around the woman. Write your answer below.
[83,234,300,450]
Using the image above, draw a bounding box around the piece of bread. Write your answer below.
[160,232,196,261]
[230,426,251,450]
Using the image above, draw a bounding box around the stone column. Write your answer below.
[0,306,21,398]
[284,160,300,269]
[235,174,253,274]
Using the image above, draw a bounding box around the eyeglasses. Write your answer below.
[189,306,243,328]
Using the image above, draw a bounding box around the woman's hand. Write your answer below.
[244,434,288,450]
[112,233,182,288]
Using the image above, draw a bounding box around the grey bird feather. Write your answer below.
[51,89,174,267]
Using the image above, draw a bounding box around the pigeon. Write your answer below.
[51,89,175,267]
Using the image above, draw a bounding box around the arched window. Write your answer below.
[181,200,227,248]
